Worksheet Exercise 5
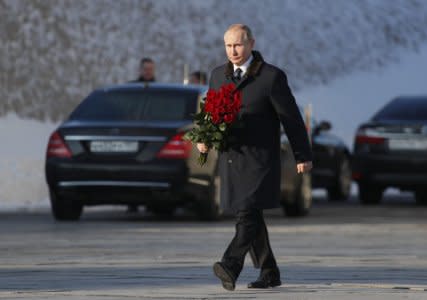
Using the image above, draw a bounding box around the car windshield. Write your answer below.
[69,89,198,121]
[372,98,427,121]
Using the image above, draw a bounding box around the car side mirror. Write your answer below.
[313,120,332,135]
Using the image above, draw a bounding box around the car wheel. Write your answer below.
[197,173,222,221]
[358,182,383,205]
[415,189,427,206]
[283,173,312,217]
[327,156,352,201]
[49,189,83,221]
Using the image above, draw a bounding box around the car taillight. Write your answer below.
[46,131,72,158]
[156,132,192,159]
[354,129,386,145]
[355,135,386,145]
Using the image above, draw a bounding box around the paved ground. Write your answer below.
[1,193,427,299]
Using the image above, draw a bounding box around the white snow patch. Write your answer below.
[0,113,59,211]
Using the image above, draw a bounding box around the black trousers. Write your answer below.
[221,208,278,278]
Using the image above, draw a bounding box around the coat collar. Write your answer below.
[224,50,264,83]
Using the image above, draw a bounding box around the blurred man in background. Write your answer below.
[127,57,156,213]
[189,71,207,85]
[133,57,156,82]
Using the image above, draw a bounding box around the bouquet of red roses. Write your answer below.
[184,83,242,166]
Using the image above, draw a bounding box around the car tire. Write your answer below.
[415,189,427,206]
[283,173,312,217]
[327,156,352,202]
[197,173,222,221]
[49,189,83,221]
[358,182,383,205]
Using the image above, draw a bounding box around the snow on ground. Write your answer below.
[0,114,59,211]
[2,44,427,210]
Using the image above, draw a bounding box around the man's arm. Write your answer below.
[270,70,313,172]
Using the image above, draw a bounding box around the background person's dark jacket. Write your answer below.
[129,76,156,83]
[209,51,312,213]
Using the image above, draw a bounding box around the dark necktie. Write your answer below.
[233,68,242,81]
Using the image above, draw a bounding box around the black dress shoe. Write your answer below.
[247,273,281,289]
[213,262,236,291]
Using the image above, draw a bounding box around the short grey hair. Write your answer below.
[225,24,254,41]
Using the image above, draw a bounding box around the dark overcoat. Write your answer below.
[209,51,313,213]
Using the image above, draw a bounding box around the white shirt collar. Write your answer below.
[233,54,253,76]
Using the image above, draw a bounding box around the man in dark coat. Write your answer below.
[131,57,156,82]
[127,56,156,214]
[197,24,313,291]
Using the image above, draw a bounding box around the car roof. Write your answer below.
[392,96,427,104]
[97,82,208,94]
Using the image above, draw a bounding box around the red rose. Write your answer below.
[206,89,216,101]
[204,101,213,114]
[223,114,235,124]
[186,83,242,166]
[212,114,221,124]
[222,83,234,96]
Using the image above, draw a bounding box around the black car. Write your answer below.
[45,83,221,220]
[352,96,427,204]
[311,118,352,202]
[279,113,352,216]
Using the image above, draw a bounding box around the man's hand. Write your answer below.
[197,143,210,153]
[297,161,313,174]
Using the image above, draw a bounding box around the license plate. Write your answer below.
[90,141,138,153]
[388,138,427,150]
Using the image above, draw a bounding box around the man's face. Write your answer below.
[189,75,199,85]
[140,62,155,80]
[224,29,254,66]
